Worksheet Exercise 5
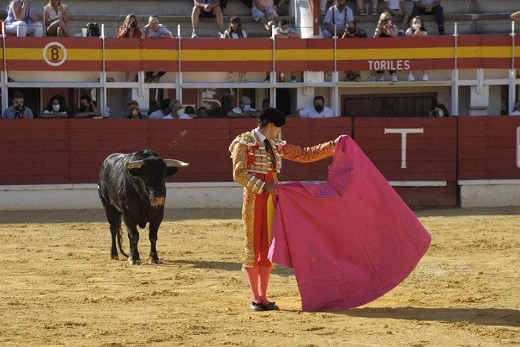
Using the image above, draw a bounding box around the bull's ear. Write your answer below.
[166,167,178,176]
[128,168,143,177]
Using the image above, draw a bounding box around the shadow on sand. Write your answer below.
[345,307,520,328]
[0,208,242,224]
[162,259,295,277]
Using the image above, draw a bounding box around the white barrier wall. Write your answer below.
[0,183,244,211]
[2,181,520,210]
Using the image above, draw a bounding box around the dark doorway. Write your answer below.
[342,93,437,117]
[276,88,291,116]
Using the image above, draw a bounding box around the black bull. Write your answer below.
[98,150,189,265]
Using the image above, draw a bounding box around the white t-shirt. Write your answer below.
[231,106,257,114]
[148,109,169,119]
[44,4,67,22]
[163,112,192,119]
[299,106,335,118]
[226,30,248,39]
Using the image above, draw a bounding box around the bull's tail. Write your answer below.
[117,226,129,258]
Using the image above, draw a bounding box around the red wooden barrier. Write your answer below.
[353,117,458,208]
[2,117,519,208]
[458,116,520,180]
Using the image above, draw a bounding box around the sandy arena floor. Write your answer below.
[0,207,519,347]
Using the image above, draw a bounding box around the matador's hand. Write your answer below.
[264,183,278,195]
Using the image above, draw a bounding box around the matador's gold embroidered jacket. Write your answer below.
[229,128,335,269]
[229,129,335,194]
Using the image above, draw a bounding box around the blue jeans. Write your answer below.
[411,5,445,35]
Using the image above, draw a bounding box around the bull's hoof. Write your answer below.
[150,258,161,264]
[110,255,119,260]
[128,259,142,265]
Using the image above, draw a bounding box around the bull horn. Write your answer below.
[164,159,189,168]
[125,160,144,169]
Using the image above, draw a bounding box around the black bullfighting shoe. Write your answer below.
[249,302,264,311]
[260,302,279,311]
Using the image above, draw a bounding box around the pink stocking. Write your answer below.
[258,265,272,304]
[246,266,260,303]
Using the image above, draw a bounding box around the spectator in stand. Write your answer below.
[2,91,34,119]
[184,106,196,117]
[268,18,300,83]
[148,98,172,119]
[41,94,68,118]
[383,0,410,34]
[512,11,520,26]
[163,99,192,119]
[228,96,260,118]
[411,0,445,35]
[74,95,100,118]
[191,0,225,38]
[262,98,270,111]
[374,12,399,82]
[322,0,354,38]
[43,0,70,37]
[4,0,44,37]
[342,21,367,81]
[117,13,142,38]
[252,0,278,35]
[509,101,520,116]
[196,106,209,117]
[224,15,247,38]
[125,100,147,119]
[224,17,248,83]
[295,95,336,118]
[428,103,449,117]
[208,95,233,117]
[143,15,173,83]
[405,16,428,81]
[356,0,378,16]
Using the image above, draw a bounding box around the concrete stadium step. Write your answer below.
[49,0,254,17]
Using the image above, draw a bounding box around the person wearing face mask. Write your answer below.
[295,96,335,118]
[266,19,300,83]
[229,107,337,311]
[125,100,147,119]
[2,91,34,119]
[41,94,68,118]
[428,103,450,117]
[405,16,429,81]
[228,96,260,118]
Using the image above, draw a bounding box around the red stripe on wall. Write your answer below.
[180,61,272,72]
